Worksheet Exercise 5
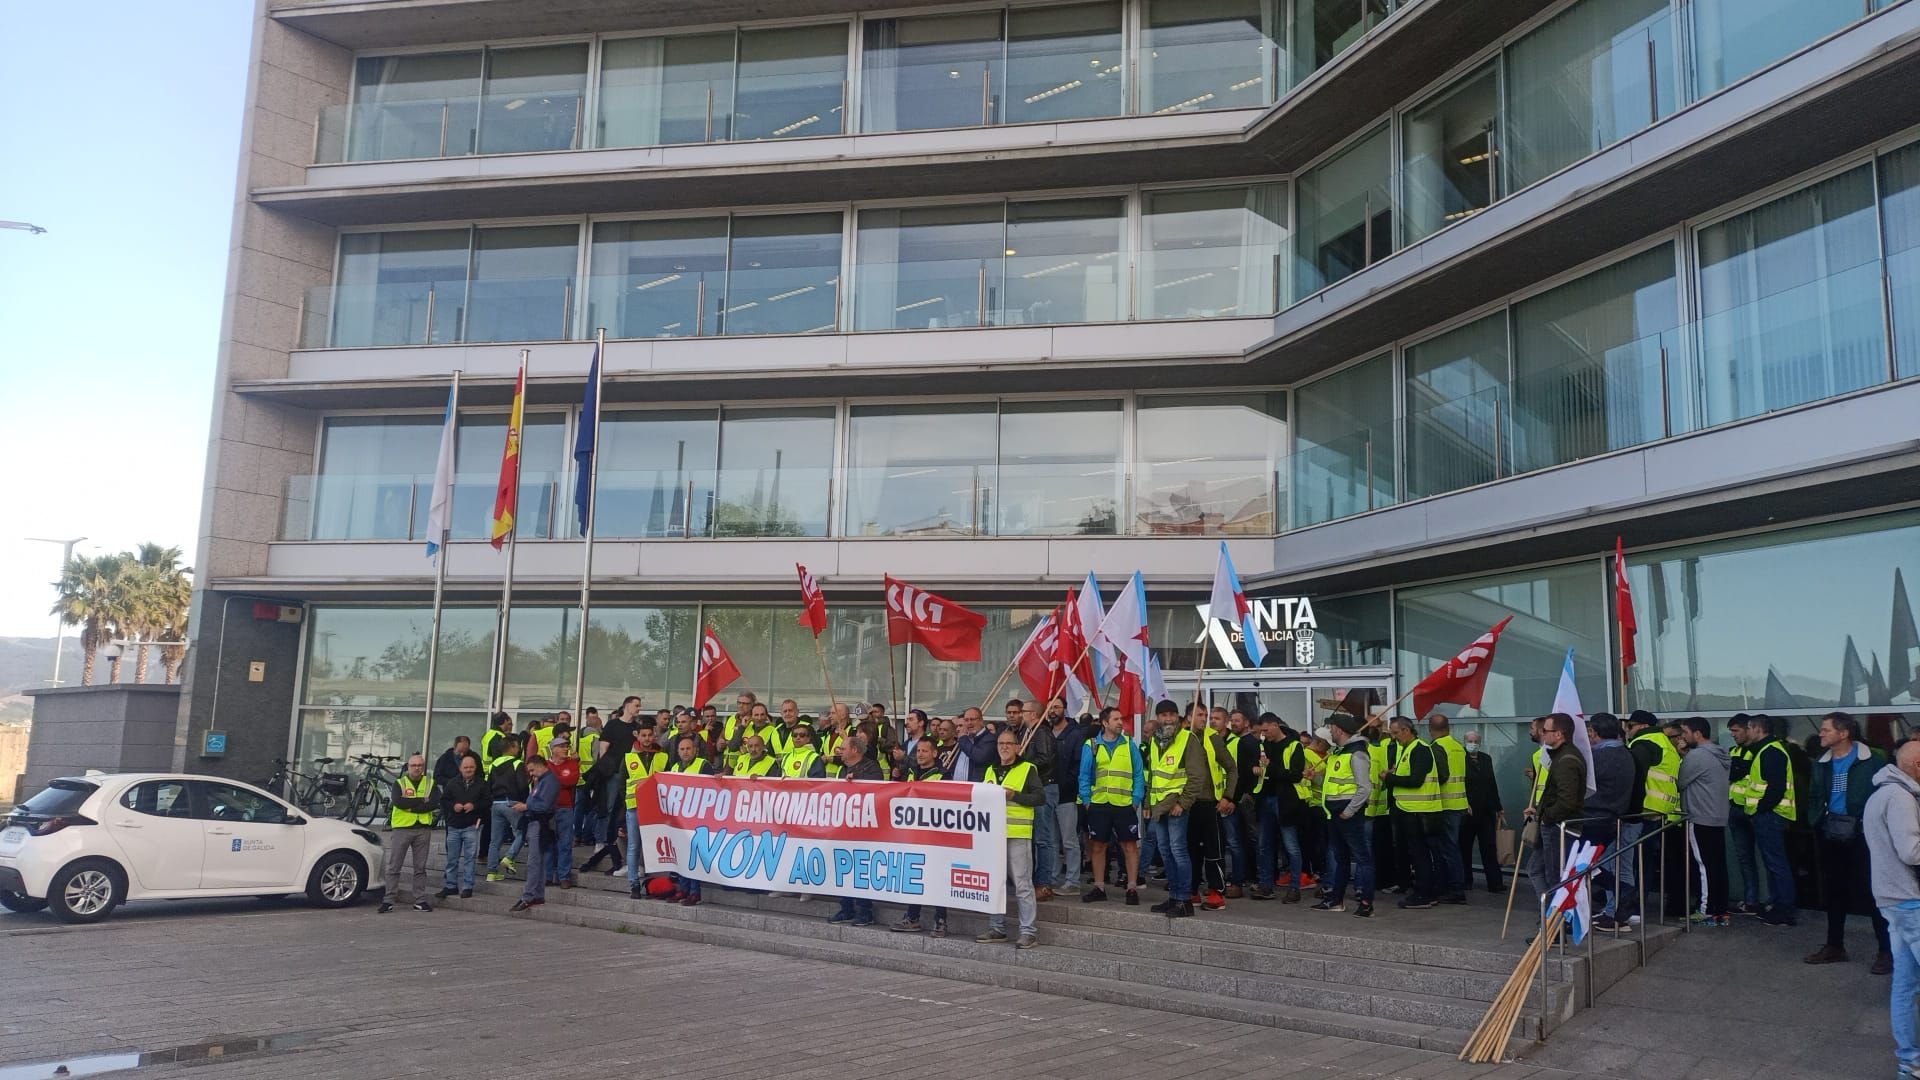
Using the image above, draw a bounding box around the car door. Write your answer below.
[194,781,309,889]
[98,779,206,893]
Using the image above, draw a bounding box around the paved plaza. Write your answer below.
[0,893,1895,1080]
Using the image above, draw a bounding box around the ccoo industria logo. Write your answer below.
[654,836,678,866]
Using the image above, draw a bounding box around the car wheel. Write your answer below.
[306,851,365,908]
[48,859,124,924]
[0,890,48,914]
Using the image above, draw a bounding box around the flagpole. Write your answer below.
[424,369,461,740]
[491,349,529,715]
[812,633,837,707]
[888,641,902,720]
[570,329,605,719]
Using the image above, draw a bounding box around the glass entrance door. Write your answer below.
[1161,670,1393,734]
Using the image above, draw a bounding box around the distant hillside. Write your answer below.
[0,636,87,721]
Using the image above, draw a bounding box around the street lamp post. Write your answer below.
[27,536,86,686]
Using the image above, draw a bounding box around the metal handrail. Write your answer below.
[1537,814,1689,1034]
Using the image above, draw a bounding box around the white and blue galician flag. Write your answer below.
[572,342,601,533]
[1208,541,1267,666]
[1078,571,1113,687]
[1550,838,1605,944]
[424,379,457,559]
[1553,647,1597,794]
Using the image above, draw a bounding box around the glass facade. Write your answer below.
[1503,0,1674,192]
[1403,313,1509,500]
[1292,0,1392,84]
[714,408,835,538]
[325,226,578,347]
[1688,0,1859,96]
[1140,184,1288,319]
[586,217,727,339]
[1400,63,1500,245]
[599,26,846,147]
[477,44,589,155]
[346,52,482,162]
[1293,353,1394,527]
[1135,393,1287,535]
[723,214,844,336]
[1880,143,1920,380]
[1140,0,1278,115]
[1294,126,1393,300]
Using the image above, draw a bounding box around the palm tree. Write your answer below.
[130,544,189,683]
[51,553,136,685]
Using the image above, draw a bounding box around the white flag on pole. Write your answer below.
[1553,648,1597,795]
[424,380,457,558]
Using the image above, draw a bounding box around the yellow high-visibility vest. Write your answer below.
[987,761,1037,839]
[1632,730,1683,820]
[1091,738,1138,806]
[622,750,668,810]
[1433,734,1468,812]
[1149,730,1193,804]
[390,775,436,829]
[1390,738,1443,813]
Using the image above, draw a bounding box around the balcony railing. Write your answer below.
[315,95,585,165]
[301,278,576,349]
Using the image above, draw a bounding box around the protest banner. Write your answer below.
[633,773,1008,913]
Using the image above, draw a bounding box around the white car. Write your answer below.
[0,773,387,923]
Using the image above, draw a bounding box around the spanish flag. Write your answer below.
[489,357,526,549]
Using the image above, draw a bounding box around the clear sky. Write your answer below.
[0,4,251,637]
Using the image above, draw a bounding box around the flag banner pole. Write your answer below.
[1360,684,1420,736]
[978,652,1021,717]
[490,350,529,715]
[1193,628,1212,712]
[423,368,460,739]
[813,633,837,707]
[570,329,605,719]
[887,640,902,720]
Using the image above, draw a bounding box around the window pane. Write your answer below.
[998,399,1124,536]
[723,213,843,335]
[1141,0,1277,115]
[465,224,578,344]
[1293,353,1395,527]
[845,403,996,536]
[1136,393,1286,534]
[1882,142,1920,380]
[1002,197,1124,325]
[332,229,468,347]
[588,218,726,339]
[584,607,698,709]
[1290,0,1390,85]
[307,416,437,541]
[1504,0,1674,192]
[199,782,288,824]
[501,606,578,712]
[854,203,1003,330]
[734,25,849,140]
[1404,313,1509,499]
[296,708,424,767]
[455,413,565,539]
[349,52,481,161]
[426,711,491,765]
[1294,126,1393,300]
[1396,561,1608,719]
[1003,3,1124,123]
[478,43,587,154]
[122,781,191,818]
[1141,184,1287,319]
[1510,245,1676,472]
[1628,512,1920,714]
[862,12,1004,133]
[303,606,440,707]
[431,607,499,709]
[715,407,834,537]
[1691,165,1886,429]
[912,607,1055,716]
[1402,63,1499,245]
[1690,0,1858,96]
[598,33,734,147]
[594,410,719,538]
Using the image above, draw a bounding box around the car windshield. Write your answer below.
[16,779,97,817]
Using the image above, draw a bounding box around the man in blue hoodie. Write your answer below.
[510,755,559,913]
[1078,706,1145,904]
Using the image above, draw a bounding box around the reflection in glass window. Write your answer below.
[997,400,1124,535]
[1003,197,1125,324]
[715,408,835,537]
[430,607,499,709]
[1504,0,1674,193]
[913,607,1054,716]
[1294,126,1394,300]
[296,707,424,767]
[588,218,727,340]
[455,413,565,539]
[464,225,579,344]
[302,607,442,708]
[1882,142,1920,380]
[1689,0,1857,96]
[1690,165,1887,430]
[198,783,288,824]
[1626,512,1920,714]
[723,214,843,336]
[348,52,481,161]
[478,43,588,154]
[1401,64,1500,244]
[845,404,996,536]
[733,25,850,141]
[1396,561,1608,719]
[1136,393,1287,535]
[1510,245,1676,472]
[332,229,469,347]
[311,416,438,541]
[1404,313,1509,499]
[593,410,718,538]
[122,780,192,818]
[598,33,735,146]
[1290,0,1391,85]
[1140,184,1287,319]
[863,12,1005,133]
[1003,3,1124,124]
[855,204,1003,330]
[1294,354,1395,527]
[1140,0,1278,115]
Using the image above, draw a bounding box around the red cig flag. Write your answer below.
[797,563,829,637]
[1410,616,1514,719]
[884,575,988,662]
[693,625,743,709]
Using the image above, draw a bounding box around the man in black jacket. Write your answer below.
[485,734,530,882]
[1458,729,1504,893]
[436,752,490,899]
[1249,714,1304,901]
[1381,717,1444,908]
[432,735,471,786]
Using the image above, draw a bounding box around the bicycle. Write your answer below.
[263,757,354,819]
[344,754,405,826]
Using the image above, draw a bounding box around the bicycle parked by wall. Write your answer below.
[262,756,354,819]
[344,753,404,826]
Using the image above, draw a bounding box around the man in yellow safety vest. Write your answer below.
[380,753,438,913]
[1077,705,1145,906]
[1312,713,1376,917]
[619,725,669,899]
[1381,716,1445,909]
[1745,714,1799,926]
[1427,714,1470,903]
[977,728,1043,949]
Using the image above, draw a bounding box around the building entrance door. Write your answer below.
[1162,670,1394,734]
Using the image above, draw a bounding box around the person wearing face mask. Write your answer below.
[1457,728,1504,893]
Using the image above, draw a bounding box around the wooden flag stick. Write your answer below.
[812,632,837,707]
[977,650,1022,718]
[1500,830,1529,940]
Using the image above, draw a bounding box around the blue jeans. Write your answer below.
[1752,810,1796,913]
[625,808,644,887]
[1033,785,1060,888]
[1605,820,1644,917]
[836,896,874,923]
[1728,809,1762,906]
[443,825,480,892]
[1884,904,1920,1071]
[1438,809,1467,894]
[1325,810,1374,904]
[544,806,576,883]
[1254,796,1304,889]
[520,817,548,902]
[1149,812,1193,901]
[486,803,524,870]
[1221,806,1246,885]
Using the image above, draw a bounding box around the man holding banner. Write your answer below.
[978,729,1043,949]
[830,735,886,927]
